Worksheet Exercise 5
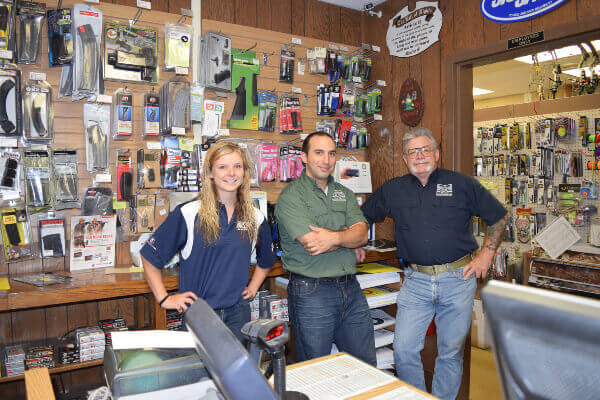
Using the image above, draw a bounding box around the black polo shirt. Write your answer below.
[361,168,507,266]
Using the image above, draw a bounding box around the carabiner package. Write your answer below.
[143,90,160,137]
[16,1,45,64]
[0,65,21,137]
[38,212,66,258]
[0,148,20,199]
[51,148,79,210]
[47,8,72,66]
[72,3,102,101]
[1,203,33,261]
[164,22,192,71]
[83,102,110,173]
[23,149,51,213]
[159,76,190,135]
[22,78,53,145]
[0,1,16,62]
[112,87,133,139]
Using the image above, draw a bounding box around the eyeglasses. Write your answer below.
[406,146,434,158]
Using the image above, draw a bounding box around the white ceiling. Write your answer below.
[317,0,387,11]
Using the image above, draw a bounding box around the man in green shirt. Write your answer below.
[275,132,376,365]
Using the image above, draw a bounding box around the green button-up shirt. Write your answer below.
[275,171,367,277]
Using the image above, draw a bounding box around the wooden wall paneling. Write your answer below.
[113,0,138,8]
[66,303,102,386]
[452,0,484,51]
[499,10,532,40]
[482,14,501,44]
[150,0,169,13]
[201,0,235,23]
[328,5,341,43]
[270,0,291,34]
[255,0,272,30]
[439,0,454,169]
[167,0,189,14]
[409,55,423,112]
[0,312,12,344]
[531,0,577,32]
[421,42,442,145]
[577,0,600,19]
[235,0,258,28]
[305,0,330,42]
[44,305,68,339]
[12,309,46,343]
[340,8,362,47]
[291,0,306,37]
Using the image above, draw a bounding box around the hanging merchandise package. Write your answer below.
[16,1,45,64]
[228,48,260,130]
[47,8,72,66]
[81,185,112,216]
[279,49,294,83]
[52,149,79,210]
[23,149,51,213]
[162,147,181,189]
[0,65,21,138]
[257,91,276,132]
[38,213,66,258]
[164,22,192,71]
[0,148,20,199]
[0,1,16,62]
[1,204,32,261]
[159,76,190,135]
[116,149,132,201]
[131,193,155,234]
[201,99,224,138]
[198,31,231,91]
[83,102,110,173]
[136,149,160,189]
[72,3,102,101]
[22,78,53,145]
[143,90,160,137]
[103,21,158,83]
[112,87,133,139]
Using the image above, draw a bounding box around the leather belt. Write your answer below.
[410,254,473,275]
[289,272,355,283]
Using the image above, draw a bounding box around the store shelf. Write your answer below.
[0,359,103,384]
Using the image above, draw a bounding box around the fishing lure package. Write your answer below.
[22,78,53,145]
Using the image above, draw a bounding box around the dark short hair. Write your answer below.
[302,131,335,154]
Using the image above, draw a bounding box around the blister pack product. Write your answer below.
[143,90,160,137]
[0,66,21,137]
[116,149,132,201]
[162,147,181,189]
[0,148,20,198]
[81,186,112,215]
[0,1,16,62]
[159,77,190,135]
[198,31,231,91]
[112,87,133,139]
[279,145,302,182]
[57,63,72,98]
[51,149,79,210]
[47,8,72,66]
[228,48,260,130]
[38,213,66,258]
[16,1,45,64]
[83,103,110,173]
[22,78,53,145]
[1,204,32,261]
[278,96,302,135]
[201,99,224,138]
[131,193,154,233]
[279,49,294,83]
[72,4,102,101]
[103,21,158,83]
[257,143,278,182]
[257,91,276,132]
[23,149,50,213]
[164,23,191,71]
[136,149,160,189]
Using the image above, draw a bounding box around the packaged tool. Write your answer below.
[131,194,155,233]
[22,78,53,145]
[104,21,158,83]
[16,1,45,64]
[0,148,20,198]
[112,87,133,139]
[143,90,160,137]
[279,49,294,83]
[0,1,16,62]
[72,4,102,101]
[52,149,79,210]
[198,31,231,91]
[83,102,110,173]
[136,149,160,189]
[159,77,190,135]
[116,149,132,201]
[23,149,50,213]
[258,91,276,132]
[164,22,192,71]
[38,212,66,258]
[1,204,32,261]
[0,65,21,138]
[47,7,72,66]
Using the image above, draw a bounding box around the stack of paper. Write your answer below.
[376,347,395,370]
[371,309,395,330]
[374,329,394,348]
[363,286,398,308]
[357,272,400,289]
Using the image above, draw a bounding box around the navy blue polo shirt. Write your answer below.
[140,200,275,309]
[361,168,507,266]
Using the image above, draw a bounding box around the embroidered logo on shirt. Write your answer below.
[147,237,157,250]
[237,221,249,231]
[436,184,453,197]
[332,190,346,202]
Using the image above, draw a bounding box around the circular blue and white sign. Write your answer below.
[481,0,569,23]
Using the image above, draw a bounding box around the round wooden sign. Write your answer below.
[399,78,424,127]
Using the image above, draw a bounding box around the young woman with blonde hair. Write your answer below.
[141,141,275,342]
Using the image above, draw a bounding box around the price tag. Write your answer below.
[146,141,161,150]
[352,76,362,83]
[175,67,188,75]
[84,0,99,3]
[377,80,387,87]
[297,61,305,76]
[340,46,348,52]
[291,37,302,45]
[96,174,112,183]
[137,0,151,9]
[29,72,46,81]
[292,87,302,94]
[218,129,230,136]
[172,127,186,136]
[0,138,17,147]
[96,94,112,104]
[372,45,381,52]
[0,49,13,59]
[374,114,382,121]
[328,44,339,50]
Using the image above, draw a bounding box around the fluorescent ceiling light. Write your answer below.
[473,87,494,96]
[514,40,600,64]
[562,65,600,77]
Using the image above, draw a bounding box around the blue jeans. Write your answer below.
[287,275,376,366]
[394,266,476,400]
[214,299,251,344]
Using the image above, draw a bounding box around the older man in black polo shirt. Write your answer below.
[361,127,508,400]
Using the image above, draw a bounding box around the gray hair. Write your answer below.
[402,127,438,154]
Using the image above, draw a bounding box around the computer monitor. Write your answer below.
[481,281,600,400]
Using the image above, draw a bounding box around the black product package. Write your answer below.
[0,1,17,63]
[279,49,294,83]
[39,215,66,258]
[0,66,22,137]
[52,149,79,210]
[81,186,113,215]
[47,8,72,66]
[16,1,46,64]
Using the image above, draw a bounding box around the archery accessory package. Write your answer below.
[0,65,21,137]
[0,0,17,62]
[159,76,190,135]
[52,149,79,210]
[116,149,132,201]
[0,148,20,198]
[83,102,110,173]
[136,148,160,189]
[143,90,159,137]
[38,213,66,258]
[23,149,50,213]
[103,21,158,83]
[163,22,191,71]
[257,91,276,132]
[16,0,45,64]
[198,31,231,91]
[22,78,53,145]
[47,7,72,66]
[72,3,102,101]
[228,48,259,130]
[1,204,32,261]
[112,87,133,139]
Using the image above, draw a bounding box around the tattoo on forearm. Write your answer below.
[483,214,509,251]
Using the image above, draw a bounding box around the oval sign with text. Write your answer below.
[399,78,424,127]
[481,0,569,23]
